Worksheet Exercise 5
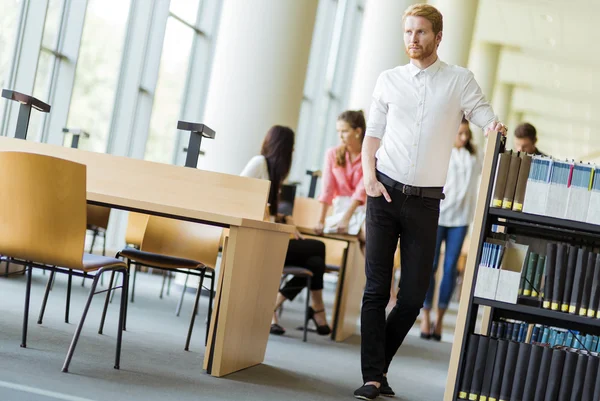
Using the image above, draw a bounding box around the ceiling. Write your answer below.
[472,0,599,162]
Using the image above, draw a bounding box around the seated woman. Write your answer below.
[241,125,331,336]
[316,110,367,245]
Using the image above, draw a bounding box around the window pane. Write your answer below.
[169,0,200,25]
[67,0,130,153]
[0,0,22,89]
[27,50,54,142]
[144,18,194,164]
[41,0,64,50]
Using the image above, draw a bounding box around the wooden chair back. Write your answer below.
[87,205,111,229]
[141,216,223,268]
[0,152,86,268]
[125,212,149,247]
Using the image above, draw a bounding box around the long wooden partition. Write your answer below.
[0,137,294,377]
[292,196,366,342]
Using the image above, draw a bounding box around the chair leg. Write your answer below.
[82,230,99,287]
[167,272,172,296]
[159,270,167,299]
[303,277,311,343]
[38,270,55,324]
[176,274,189,317]
[205,272,215,346]
[98,271,116,334]
[123,263,130,331]
[114,269,128,370]
[130,264,137,303]
[21,265,33,348]
[66,269,73,324]
[4,260,9,277]
[62,273,101,373]
[185,269,205,351]
[100,233,107,286]
[110,272,120,303]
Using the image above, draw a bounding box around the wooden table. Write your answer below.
[0,137,294,377]
[298,228,365,342]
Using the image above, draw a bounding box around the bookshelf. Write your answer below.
[444,132,600,400]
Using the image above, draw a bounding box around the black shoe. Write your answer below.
[420,331,431,340]
[307,307,331,335]
[431,333,442,342]
[380,377,395,397]
[354,384,380,400]
[270,323,285,335]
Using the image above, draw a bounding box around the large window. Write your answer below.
[67,0,131,153]
[27,0,64,142]
[291,0,365,190]
[144,12,195,164]
[0,0,22,90]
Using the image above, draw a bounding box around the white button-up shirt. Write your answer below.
[366,58,497,187]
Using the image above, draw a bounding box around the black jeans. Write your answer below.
[361,177,441,383]
[279,238,326,301]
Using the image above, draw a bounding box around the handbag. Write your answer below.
[323,196,366,235]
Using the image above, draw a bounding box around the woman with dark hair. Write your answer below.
[316,110,367,243]
[420,117,481,341]
[241,125,331,336]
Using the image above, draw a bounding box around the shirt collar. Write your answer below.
[408,57,443,77]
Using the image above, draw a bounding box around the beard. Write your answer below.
[405,43,435,60]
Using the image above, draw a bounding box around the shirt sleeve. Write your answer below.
[352,175,367,204]
[317,148,338,205]
[240,155,266,179]
[365,71,389,139]
[461,71,498,132]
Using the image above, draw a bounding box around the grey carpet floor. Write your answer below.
[0,269,451,401]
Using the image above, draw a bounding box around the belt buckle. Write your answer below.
[402,184,414,196]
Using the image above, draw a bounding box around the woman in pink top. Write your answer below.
[316,110,367,244]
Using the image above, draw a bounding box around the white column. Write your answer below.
[506,110,523,150]
[467,41,500,147]
[197,0,318,175]
[427,0,479,67]
[347,0,415,113]
[492,82,513,126]
[468,41,500,103]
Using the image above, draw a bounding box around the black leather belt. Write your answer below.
[376,171,445,200]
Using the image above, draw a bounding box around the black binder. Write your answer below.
[589,255,600,318]
[491,321,499,338]
[569,248,589,314]
[551,244,568,311]
[543,243,557,309]
[579,252,597,316]
[543,349,566,401]
[490,339,509,401]
[499,341,520,401]
[480,339,499,401]
[509,342,532,401]
[556,350,577,401]
[570,352,589,401]
[459,334,480,399]
[582,354,599,401]
[533,347,554,401]
[470,336,490,400]
[522,344,544,401]
[561,245,579,312]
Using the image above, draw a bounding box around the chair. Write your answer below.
[0,151,128,373]
[278,266,312,342]
[102,216,222,350]
[86,205,111,255]
[81,205,111,287]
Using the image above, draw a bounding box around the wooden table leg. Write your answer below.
[203,226,289,377]
[331,239,365,342]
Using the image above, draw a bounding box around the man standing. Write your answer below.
[354,4,506,400]
[513,122,546,155]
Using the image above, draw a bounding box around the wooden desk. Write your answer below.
[0,137,294,377]
[298,228,365,342]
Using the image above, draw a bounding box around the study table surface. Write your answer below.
[0,136,294,377]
